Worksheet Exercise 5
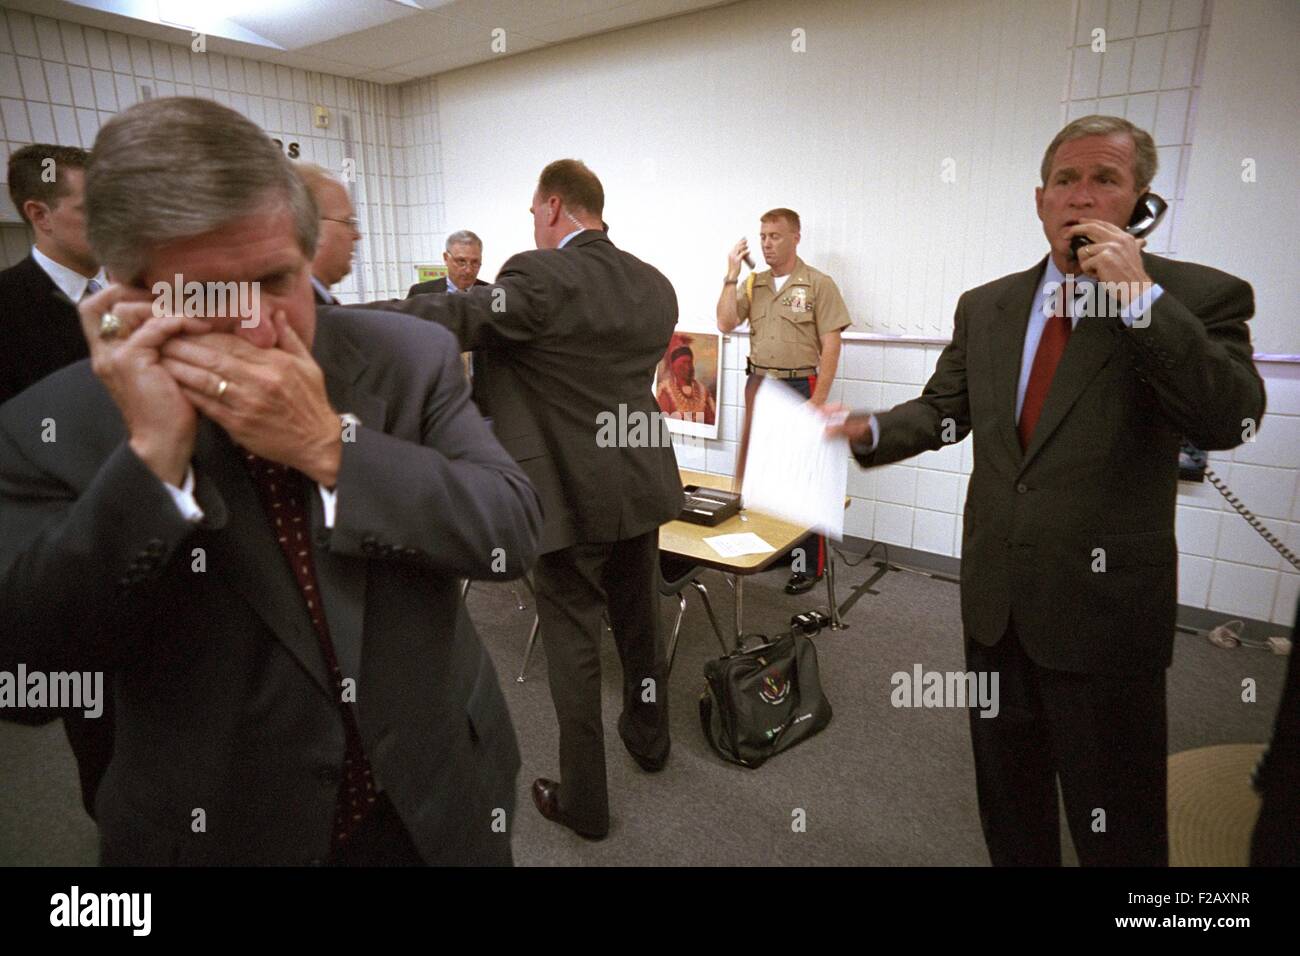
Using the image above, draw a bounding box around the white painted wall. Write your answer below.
[432,0,1071,337]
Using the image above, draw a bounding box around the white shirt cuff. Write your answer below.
[163,466,204,524]
[318,485,338,528]
[1120,282,1163,326]
[851,415,880,456]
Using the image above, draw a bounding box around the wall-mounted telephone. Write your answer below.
[1180,439,1300,571]
[1070,192,1169,256]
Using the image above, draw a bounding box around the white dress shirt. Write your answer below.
[31,246,107,302]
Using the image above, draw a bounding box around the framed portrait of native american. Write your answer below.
[653,328,721,439]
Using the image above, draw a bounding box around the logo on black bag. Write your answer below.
[759,671,790,705]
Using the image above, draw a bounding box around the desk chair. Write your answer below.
[659,554,728,672]
[508,554,729,684]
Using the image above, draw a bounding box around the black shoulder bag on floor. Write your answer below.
[699,630,833,768]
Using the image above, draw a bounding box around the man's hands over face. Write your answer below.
[79,283,212,487]
[160,310,342,487]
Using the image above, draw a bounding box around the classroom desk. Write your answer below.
[659,468,847,647]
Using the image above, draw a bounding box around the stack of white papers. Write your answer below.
[739,377,849,539]
[703,532,776,558]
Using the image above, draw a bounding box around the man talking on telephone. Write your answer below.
[829,115,1265,866]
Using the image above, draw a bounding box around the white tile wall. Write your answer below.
[0,9,408,303]
[1065,0,1212,255]
[393,77,446,289]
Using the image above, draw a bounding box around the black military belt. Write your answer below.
[746,358,818,380]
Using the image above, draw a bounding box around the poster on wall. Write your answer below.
[415,265,448,284]
[653,329,721,439]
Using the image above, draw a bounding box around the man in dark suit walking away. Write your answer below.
[0,97,541,865]
[830,115,1265,866]
[389,160,682,839]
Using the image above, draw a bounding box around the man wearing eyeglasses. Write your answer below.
[295,162,361,305]
[408,231,488,298]
[408,232,491,407]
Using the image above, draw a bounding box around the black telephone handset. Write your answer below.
[1070,192,1169,256]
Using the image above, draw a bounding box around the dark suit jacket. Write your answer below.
[0,253,112,818]
[406,277,490,407]
[407,276,489,297]
[857,253,1265,675]
[0,255,90,406]
[0,307,542,865]
[385,230,683,554]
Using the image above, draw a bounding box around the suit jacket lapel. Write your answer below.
[990,261,1044,463]
[191,418,334,696]
[309,314,386,686]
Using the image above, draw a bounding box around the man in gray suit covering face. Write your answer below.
[0,97,542,866]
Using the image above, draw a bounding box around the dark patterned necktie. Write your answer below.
[241,451,377,850]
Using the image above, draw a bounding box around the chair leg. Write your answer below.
[514,572,534,611]
[690,579,729,656]
[517,613,540,683]
[666,593,687,674]
[460,578,470,602]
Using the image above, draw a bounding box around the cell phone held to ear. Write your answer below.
[1070,192,1168,256]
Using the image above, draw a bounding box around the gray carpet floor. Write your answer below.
[0,555,1287,866]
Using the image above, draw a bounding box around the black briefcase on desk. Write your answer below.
[699,631,833,768]
[678,486,741,525]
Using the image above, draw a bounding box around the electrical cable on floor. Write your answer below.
[1204,618,1292,655]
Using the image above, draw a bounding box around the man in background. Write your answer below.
[408,231,490,407]
[716,208,851,593]
[408,230,488,297]
[390,160,682,839]
[0,144,107,404]
[0,142,115,822]
[295,162,361,306]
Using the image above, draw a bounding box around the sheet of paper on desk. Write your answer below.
[703,532,776,558]
[740,377,849,539]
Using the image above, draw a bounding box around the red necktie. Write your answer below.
[1018,303,1072,451]
[242,452,377,851]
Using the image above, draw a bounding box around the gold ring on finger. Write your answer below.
[99,313,124,340]
[216,379,230,400]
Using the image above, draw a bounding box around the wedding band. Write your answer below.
[216,379,230,400]
[99,313,123,340]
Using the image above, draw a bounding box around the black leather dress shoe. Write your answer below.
[626,740,670,773]
[784,571,822,595]
[530,779,607,840]
[618,713,669,773]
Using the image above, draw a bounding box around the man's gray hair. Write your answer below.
[86,96,318,280]
[445,230,482,251]
[1040,114,1158,192]
[293,161,342,201]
